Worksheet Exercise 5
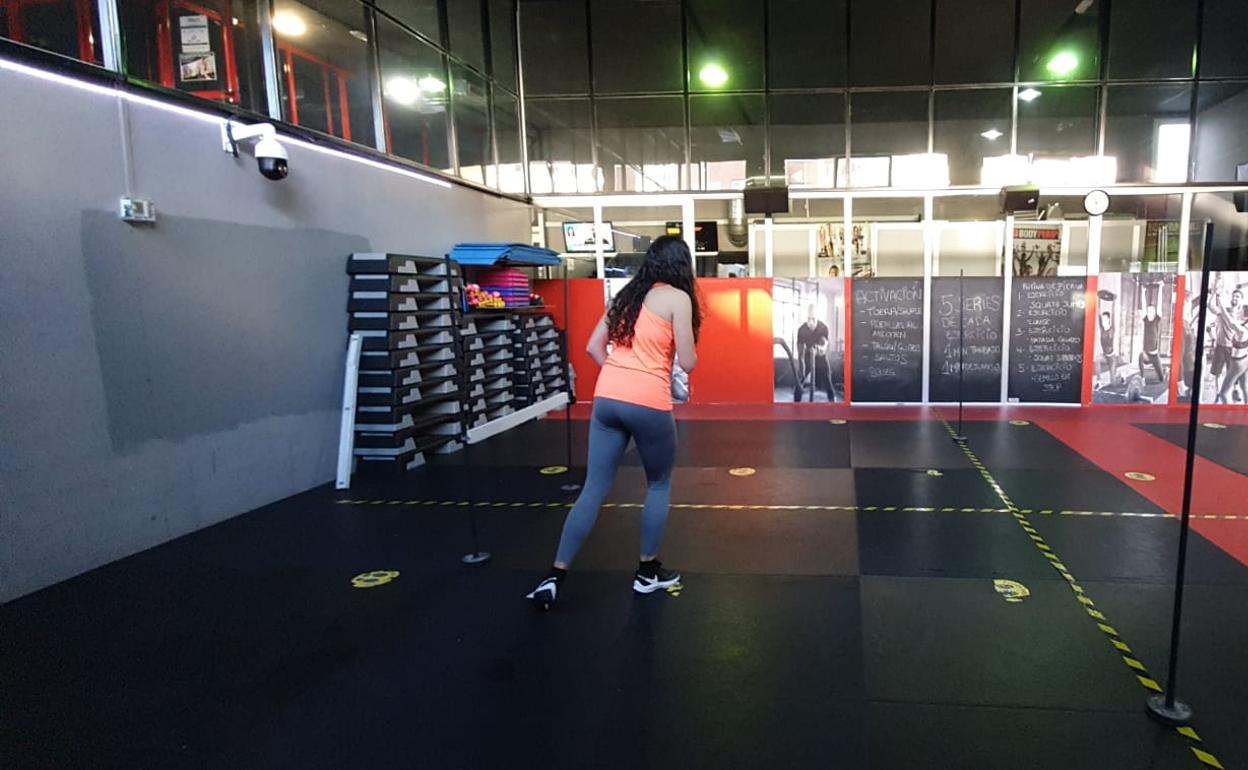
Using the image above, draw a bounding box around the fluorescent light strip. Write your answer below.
[0,56,449,190]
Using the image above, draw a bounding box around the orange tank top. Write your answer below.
[594,302,676,412]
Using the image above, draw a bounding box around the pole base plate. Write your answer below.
[461,552,491,566]
[1146,694,1193,726]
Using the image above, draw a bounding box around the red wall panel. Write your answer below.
[533,278,605,402]
[688,278,775,404]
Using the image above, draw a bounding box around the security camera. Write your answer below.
[221,120,289,181]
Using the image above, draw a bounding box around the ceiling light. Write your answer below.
[698,63,729,88]
[386,76,421,106]
[271,11,306,37]
[980,128,1003,141]
[348,29,368,42]
[417,75,446,93]
[1045,51,1079,77]
[1018,88,1042,102]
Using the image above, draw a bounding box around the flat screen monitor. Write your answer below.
[563,222,615,253]
[664,221,720,253]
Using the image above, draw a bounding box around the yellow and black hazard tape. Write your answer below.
[937,417,1225,770]
[331,498,1246,521]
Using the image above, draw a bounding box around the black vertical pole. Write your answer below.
[1146,224,1214,725]
[561,260,580,492]
[952,270,967,443]
[457,255,489,566]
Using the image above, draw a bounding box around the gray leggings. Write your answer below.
[554,397,676,566]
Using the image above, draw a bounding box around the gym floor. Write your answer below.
[4,407,1247,769]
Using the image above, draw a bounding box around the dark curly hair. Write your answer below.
[606,235,702,347]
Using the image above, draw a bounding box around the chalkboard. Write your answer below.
[1008,277,1087,403]
[852,278,925,402]
[928,278,1004,402]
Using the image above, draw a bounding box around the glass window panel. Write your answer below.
[519,0,589,95]
[934,0,1015,84]
[4,0,102,64]
[934,195,1003,221]
[1189,192,1248,273]
[1200,0,1248,78]
[1016,85,1097,158]
[526,98,597,193]
[853,198,923,277]
[377,0,442,45]
[936,222,1003,277]
[686,0,764,92]
[1105,85,1192,184]
[489,0,517,90]
[1100,195,1183,273]
[271,0,375,146]
[492,90,524,192]
[690,94,765,190]
[1193,83,1248,183]
[1018,0,1100,83]
[768,0,847,88]
[591,0,681,93]
[773,226,817,277]
[849,0,930,87]
[770,93,846,188]
[377,16,452,171]
[596,97,686,193]
[601,206,683,265]
[934,89,1012,186]
[452,64,492,183]
[447,0,485,70]
[119,0,268,111]
[850,91,928,161]
[1108,0,1196,79]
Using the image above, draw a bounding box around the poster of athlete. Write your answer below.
[772,278,846,402]
[1013,226,1061,277]
[1179,271,1248,404]
[1092,273,1175,404]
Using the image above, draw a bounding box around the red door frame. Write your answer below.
[276,41,356,142]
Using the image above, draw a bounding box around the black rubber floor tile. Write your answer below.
[990,469,1168,515]
[1079,581,1248,770]
[853,468,1003,509]
[867,701,1196,770]
[850,420,975,469]
[955,419,1100,471]
[861,575,1144,711]
[858,511,1059,579]
[1028,517,1248,587]
[1140,421,1248,476]
[17,571,864,770]
[605,466,860,506]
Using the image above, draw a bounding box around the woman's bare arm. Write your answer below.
[586,314,609,367]
[672,291,697,373]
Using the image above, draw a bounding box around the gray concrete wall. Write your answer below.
[0,65,532,602]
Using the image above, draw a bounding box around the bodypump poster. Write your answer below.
[1013,226,1061,277]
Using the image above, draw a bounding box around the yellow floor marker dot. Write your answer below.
[351,570,399,589]
[1009,419,1031,426]
[1125,471,1156,482]
[728,467,756,477]
[1202,423,1227,430]
[926,469,944,477]
[829,418,848,425]
[993,579,1030,603]
[540,465,568,475]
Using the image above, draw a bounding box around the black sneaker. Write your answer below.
[633,561,681,594]
[526,576,559,610]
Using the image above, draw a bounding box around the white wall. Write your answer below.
[0,63,532,602]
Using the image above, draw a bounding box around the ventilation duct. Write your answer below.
[726,197,748,247]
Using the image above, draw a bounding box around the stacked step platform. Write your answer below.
[458,311,517,428]
[347,253,464,471]
[509,311,568,407]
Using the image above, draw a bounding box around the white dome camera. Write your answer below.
[221,120,289,181]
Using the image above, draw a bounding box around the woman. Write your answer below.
[527,236,700,609]
[1212,288,1248,404]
